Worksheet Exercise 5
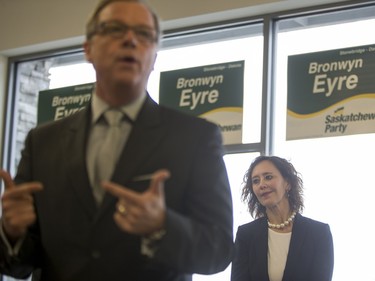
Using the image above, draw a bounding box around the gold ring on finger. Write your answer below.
[117,204,127,216]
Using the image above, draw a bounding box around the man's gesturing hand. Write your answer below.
[0,170,43,242]
[103,169,170,236]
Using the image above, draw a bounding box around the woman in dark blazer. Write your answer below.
[231,156,334,281]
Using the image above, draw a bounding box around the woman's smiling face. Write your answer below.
[251,160,290,210]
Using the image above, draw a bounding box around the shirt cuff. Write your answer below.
[0,219,25,256]
[141,228,166,258]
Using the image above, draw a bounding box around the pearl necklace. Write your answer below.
[268,211,296,229]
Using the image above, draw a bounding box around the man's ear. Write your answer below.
[83,41,92,63]
[151,52,157,71]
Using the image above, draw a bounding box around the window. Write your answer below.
[150,22,264,145]
[2,2,375,281]
[274,5,375,281]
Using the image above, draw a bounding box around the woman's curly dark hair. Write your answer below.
[241,156,304,219]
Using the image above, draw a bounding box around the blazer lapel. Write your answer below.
[256,219,271,281]
[283,213,306,281]
[64,107,97,217]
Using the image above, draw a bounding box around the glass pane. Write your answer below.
[5,53,95,174]
[194,152,259,281]
[275,6,375,281]
[148,23,264,144]
[49,62,95,89]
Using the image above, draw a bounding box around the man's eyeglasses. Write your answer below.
[92,21,157,44]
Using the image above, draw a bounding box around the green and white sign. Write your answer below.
[287,44,375,140]
[159,61,244,145]
[38,83,93,125]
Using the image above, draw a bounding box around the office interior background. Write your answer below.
[1,0,375,280]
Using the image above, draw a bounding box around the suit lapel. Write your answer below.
[58,97,167,220]
[100,95,166,211]
[64,107,97,217]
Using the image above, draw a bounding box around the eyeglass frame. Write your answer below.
[87,20,158,44]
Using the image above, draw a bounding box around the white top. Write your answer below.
[268,229,292,281]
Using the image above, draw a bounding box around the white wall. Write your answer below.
[0,0,351,55]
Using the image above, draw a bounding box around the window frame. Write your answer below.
[2,2,375,281]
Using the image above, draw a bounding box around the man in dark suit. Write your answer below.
[0,0,233,280]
